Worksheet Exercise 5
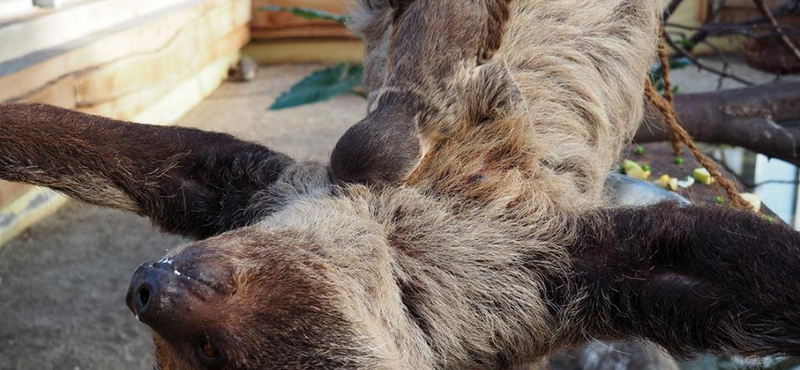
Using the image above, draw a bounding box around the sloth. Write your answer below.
[1,0,799,369]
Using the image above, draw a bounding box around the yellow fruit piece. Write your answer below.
[626,166,650,180]
[623,160,641,173]
[739,193,762,212]
[668,178,678,191]
[655,175,678,191]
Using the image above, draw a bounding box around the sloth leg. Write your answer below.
[331,0,517,186]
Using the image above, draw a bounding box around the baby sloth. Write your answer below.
[1,0,800,369]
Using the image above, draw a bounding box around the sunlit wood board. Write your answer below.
[251,0,355,39]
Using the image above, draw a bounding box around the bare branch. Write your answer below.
[663,33,756,86]
[664,0,685,20]
[635,82,800,166]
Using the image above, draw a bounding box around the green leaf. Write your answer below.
[669,57,691,70]
[270,63,364,110]
[673,39,696,49]
[259,5,347,24]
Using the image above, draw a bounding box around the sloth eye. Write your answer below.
[201,342,217,358]
[196,337,226,368]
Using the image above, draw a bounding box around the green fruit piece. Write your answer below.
[765,216,775,223]
[623,159,641,172]
[626,166,649,180]
[641,164,651,172]
[634,146,645,155]
[715,196,725,205]
[674,156,685,165]
[692,168,713,185]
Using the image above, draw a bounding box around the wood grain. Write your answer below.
[0,0,240,103]
[251,0,355,39]
[0,0,249,245]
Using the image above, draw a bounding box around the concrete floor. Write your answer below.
[0,58,795,369]
[0,64,366,370]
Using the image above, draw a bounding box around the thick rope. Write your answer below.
[644,30,752,210]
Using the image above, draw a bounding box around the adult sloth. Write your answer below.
[1,1,798,369]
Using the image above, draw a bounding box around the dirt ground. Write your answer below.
[0,59,795,369]
[0,65,366,370]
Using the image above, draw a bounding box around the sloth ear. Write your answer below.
[0,103,297,239]
[572,202,800,358]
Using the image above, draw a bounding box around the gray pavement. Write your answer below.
[0,64,366,370]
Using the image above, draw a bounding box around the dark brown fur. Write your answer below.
[0,103,293,239]
[573,203,800,357]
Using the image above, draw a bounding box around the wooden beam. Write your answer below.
[0,0,250,247]
[73,1,249,106]
[0,0,243,103]
[0,181,33,209]
[0,0,199,64]
[250,0,355,40]
[0,188,67,247]
[0,0,33,18]
[244,39,363,64]
[77,28,247,122]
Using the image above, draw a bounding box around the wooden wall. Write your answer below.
[250,0,353,40]
[0,0,250,246]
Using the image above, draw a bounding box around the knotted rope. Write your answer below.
[644,29,752,210]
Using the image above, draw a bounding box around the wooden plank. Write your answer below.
[33,0,86,8]
[0,0,239,103]
[251,0,355,40]
[251,0,350,26]
[0,0,33,18]
[0,181,32,209]
[0,0,249,246]
[0,188,67,248]
[0,0,199,64]
[73,0,249,105]
[251,25,354,39]
[135,50,241,125]
[20,74,77,108]
[77,26,248,121]
[244,38,363,64]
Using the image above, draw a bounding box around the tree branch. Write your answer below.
[664,0,685,20]
[663,34,756,86]
[635,82,800,166]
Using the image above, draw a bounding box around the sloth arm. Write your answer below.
[570,202,800,357]
[0,103,296,239]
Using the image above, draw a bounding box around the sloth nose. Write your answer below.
[126,263,168,323]
[126,259,221,339]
